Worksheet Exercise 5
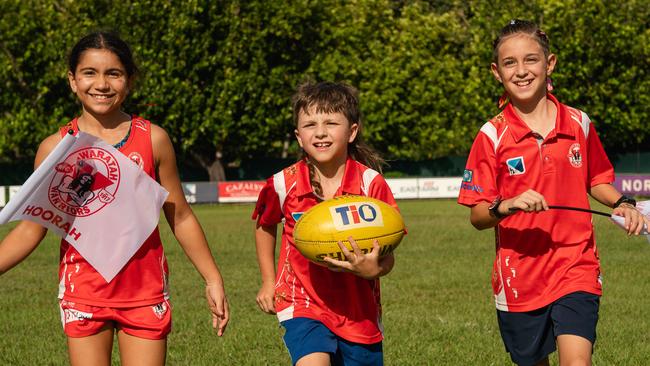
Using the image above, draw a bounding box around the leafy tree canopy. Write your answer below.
[1,0,648,172]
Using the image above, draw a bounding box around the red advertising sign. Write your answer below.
[218,181,265,202]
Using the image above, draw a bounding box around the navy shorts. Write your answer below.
[281,317,383,366]
[497,291,600,366]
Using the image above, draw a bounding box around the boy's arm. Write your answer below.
[322,238,394,280]
[255,223,277,314]
[153,125,229,335]
[590,183,648,235]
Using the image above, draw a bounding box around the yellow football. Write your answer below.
[293,195,405,264]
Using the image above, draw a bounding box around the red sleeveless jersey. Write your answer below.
[57,117,169,307]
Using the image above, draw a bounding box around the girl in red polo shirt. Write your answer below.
[253,81,398,366]
[0,31,229,365]
[458,20,648,366]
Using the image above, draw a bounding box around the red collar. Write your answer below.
[503,94,575,143]
[295,157,363,197]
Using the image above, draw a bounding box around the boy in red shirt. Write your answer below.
[253,81,398,365]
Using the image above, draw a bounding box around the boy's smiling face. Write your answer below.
[294,105,358,168]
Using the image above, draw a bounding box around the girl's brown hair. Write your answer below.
[492,19,550,64]
[69,31,138,78]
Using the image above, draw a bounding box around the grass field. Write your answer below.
[1,199,649,365]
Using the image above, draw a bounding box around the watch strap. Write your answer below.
[613,195,636,208]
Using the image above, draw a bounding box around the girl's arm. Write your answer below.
[0,134,60,275]
[0,221,47,275]
[590,183,648,235]
[590,183,627,207]
[470,189,549,230]
[152,125,229,336]
[469,202,500,230]
[255,223,277,314]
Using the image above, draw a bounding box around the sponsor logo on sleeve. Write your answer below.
[462,169,473,182]
[460,169,483,193]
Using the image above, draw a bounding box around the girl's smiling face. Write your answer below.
[491,34,556,107]
[68,49,131,118]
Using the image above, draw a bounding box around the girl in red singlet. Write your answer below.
[0,31,229,365]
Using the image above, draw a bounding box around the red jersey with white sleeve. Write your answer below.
[458,94,614,312]
[57,117,169,307]
[252,158,397,344]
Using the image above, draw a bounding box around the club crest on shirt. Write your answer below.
[567,143,582,168]
[48,147,121,217]
[291,212,304,221]
[128,152,144,169]
[506,156,526,176]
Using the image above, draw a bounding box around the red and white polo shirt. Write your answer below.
[458,94,614,312]
[253,157,397,344]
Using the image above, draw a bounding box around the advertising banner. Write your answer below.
[614,175,650,196]
[218,181,265,202]
[182,182,218,204]
[417,177,461,198]
[386,178,419,199]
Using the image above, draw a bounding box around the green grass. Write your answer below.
[1,199,649,365]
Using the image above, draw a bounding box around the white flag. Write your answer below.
[610,200,650,242]
[0,131,169,282]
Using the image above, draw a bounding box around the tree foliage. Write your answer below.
[1,0,648,172]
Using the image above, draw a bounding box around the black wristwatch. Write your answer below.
[488,195,507,219]
[613,195,636,208]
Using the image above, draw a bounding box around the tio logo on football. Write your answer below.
[330,202,384,231]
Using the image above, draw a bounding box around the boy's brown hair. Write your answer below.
[291,81,385,173]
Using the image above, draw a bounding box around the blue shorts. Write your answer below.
[281,317,383,366]
[497,291,600,366]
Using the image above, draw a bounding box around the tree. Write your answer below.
[1,0,648,179]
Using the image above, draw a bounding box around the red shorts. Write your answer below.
[59,299,172,340]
